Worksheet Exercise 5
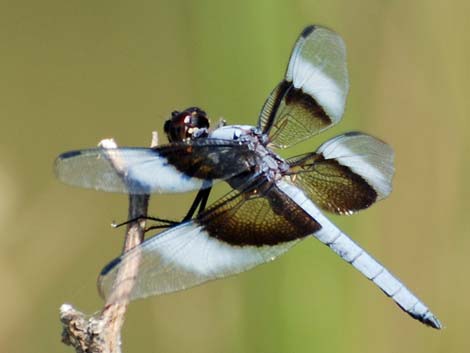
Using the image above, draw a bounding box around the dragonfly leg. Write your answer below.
[112,216,178,229]
[182,182,212,222]
[114,180,212,232]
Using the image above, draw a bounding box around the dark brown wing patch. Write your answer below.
[258,80,291,136]
[258,81,332,149]
[157,139,258,180]
[257,26,348,149]
[198,178,321,246]
[287,153,377,215]
[270,87,331,147]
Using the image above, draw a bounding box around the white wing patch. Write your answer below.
[55,148,205,194]
[286,26,349,123]
[99,222,299,301]
[317,133,395,200]
[289,58,346,121]
[125,154,204,193]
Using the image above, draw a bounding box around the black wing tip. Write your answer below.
[58,150,82,160]
[100,257,122,276]
[301,25,317,38]
[343,131,364,137]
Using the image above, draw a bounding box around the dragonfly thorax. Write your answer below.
[209,125,259,141]
[210,125,288,182]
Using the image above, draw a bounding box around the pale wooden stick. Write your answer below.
[60,133,158,353]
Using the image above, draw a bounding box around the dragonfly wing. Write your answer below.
[258,26,349,148]
[55,140,254,194]
[286,132,394,215]
[98,221,299,301]
[98,177,321,300]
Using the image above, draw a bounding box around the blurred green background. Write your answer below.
[0,0,468,352]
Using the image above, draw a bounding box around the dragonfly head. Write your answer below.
[164,107,210,143]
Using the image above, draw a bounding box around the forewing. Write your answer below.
[286,132,394,214]
[98,179,321,301]
[258,25,349,148]
[54,140,255,194]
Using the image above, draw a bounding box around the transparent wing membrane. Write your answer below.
[258,26,349,148]
[287,132,394,214]
[55,141,253,194]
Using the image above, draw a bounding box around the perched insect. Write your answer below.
[55,25,441,329]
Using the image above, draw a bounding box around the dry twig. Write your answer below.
[60,133,158,353]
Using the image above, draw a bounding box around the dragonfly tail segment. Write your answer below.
[313,223,442,329]
[278,181,442,329]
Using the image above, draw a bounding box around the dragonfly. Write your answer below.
[55,25,441,329]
